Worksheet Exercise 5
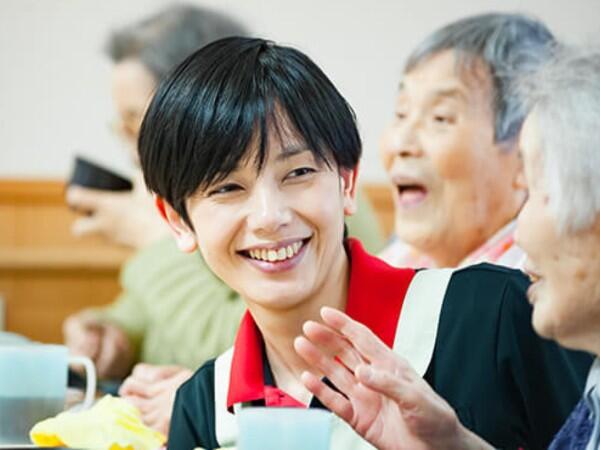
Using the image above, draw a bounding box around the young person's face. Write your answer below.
[516,112,600,352]
[162,129,357,312]
[380,50,523,264]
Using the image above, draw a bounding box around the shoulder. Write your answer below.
[433,263,530,329]
[451,262,529,293]
[178,358,217,408]
[170,359,218,449]
[448,263,529,307]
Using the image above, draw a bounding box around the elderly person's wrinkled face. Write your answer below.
[380,50,523,266]
[517,112,600,352]
[111,58,157,162]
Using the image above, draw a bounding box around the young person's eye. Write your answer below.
[207,183,243,196]
[286,167,316,180]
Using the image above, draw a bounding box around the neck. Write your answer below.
[246,247,350,403]
[425,195,524,268]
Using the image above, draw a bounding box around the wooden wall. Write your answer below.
[0,179,132,343]
[0,179,393,344]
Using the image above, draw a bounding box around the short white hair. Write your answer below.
[519,44,600,233]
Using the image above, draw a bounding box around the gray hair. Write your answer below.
[518,44,600,233]
[106,4,248,81]
[405,13,555,145]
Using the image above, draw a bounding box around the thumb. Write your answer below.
[71,215,104,237]
[66,185,109,212]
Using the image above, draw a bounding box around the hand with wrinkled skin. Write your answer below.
[66,170,168,249]
[294,307,493,450]
[119,364,193,436]
[63,313,134,380]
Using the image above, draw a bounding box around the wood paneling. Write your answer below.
[0,179,132,343]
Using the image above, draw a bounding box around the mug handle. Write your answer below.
[68,355,97,410]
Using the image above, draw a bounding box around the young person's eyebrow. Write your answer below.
[275,145,311,162]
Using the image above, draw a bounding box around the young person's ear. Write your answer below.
[154,195,198,253]
[340,164,359,216]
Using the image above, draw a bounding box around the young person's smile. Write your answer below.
[172,135,357,312]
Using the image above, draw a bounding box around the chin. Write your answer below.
[394,221,437,250]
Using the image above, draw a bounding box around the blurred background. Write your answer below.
[0,0,599,344]
[1,0,599,182]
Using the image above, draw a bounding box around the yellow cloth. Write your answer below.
[30,395,166,450]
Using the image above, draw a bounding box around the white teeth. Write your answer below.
[247,240,305,262]
[277,248,286,260]
[267,250,277,262]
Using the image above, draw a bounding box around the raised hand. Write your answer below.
[294,307,491,450]
[66,170,168,249]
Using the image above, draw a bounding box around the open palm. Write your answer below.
[295,307,487,450]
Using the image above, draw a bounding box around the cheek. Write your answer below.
[516,203,544,255]
[379,128,395,171]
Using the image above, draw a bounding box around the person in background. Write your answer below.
[297,43,600,450]
[63,5,249,436]
[378,12,553,269]
[62,4,383,436]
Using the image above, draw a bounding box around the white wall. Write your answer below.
[1,0,599,182]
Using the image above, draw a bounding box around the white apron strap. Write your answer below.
[392,268,454,376]
[214,347,238,447]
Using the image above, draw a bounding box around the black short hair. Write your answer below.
[138,37,362,226]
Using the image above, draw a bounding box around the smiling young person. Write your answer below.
[137,37,591,450]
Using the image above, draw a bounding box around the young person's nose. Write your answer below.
[245,184,292,235]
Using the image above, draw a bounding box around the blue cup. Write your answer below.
[238,407,332,450]
[0,344,96,444]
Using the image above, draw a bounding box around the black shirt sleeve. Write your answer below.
[168,359,219,450]
[425,263,592,450]
[495,268,592,450]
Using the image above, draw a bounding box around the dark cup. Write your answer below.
[69,156,133,191]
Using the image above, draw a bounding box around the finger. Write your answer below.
[300,371,354,424]
[66,186,107,212]
[302,321,364,372]
[71,216,105,237]
[355,364,420,410]
[131,364,183,382]
[118,376,156,398]
[294,336,356,394]
[321,307,395,365]
[121,394,153,416]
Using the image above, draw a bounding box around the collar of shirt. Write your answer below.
[226,238,416,411]
[584,358,600,450]
[379,220,522,269]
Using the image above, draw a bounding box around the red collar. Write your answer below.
[226,238,416,410]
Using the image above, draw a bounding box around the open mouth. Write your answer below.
[239,237,311,264]
[395,183,428,207]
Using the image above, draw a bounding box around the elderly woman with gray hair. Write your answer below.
[297,44,600,450]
